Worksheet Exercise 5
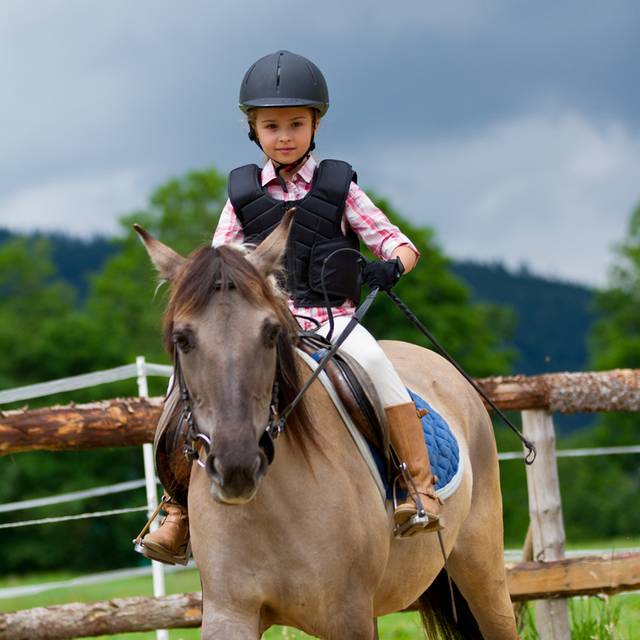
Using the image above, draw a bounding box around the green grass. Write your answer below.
[1,567,639,639]
[518,595,640,640]
[0,569,424,639]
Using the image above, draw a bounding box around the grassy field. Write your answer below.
[1,561,639,639]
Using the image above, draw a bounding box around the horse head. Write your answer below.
[134,210,309,504]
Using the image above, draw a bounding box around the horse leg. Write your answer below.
[200,602,260,640]
[325,615,376,640]
[445,489,518,638]
[319,597,376,640]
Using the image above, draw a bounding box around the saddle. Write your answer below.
[154,333,392,507]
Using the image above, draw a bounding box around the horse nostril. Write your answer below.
[255,452,268,480]
[206,455,225,487]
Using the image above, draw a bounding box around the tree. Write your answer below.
[559,202,640,540]
[589,203,640,372]
[0,237,76,388]
[84,168,229,383]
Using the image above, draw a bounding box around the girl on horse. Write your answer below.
[139,50,441,566]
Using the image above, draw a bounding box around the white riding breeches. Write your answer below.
[316,316,412,408]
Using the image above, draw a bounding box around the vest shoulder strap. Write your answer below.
[309,160,356,208]
[228,164,263,217]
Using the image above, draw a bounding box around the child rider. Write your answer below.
[138,51,441,566]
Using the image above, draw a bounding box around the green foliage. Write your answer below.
[453,261,596,376]
[84,167,228,373]
[566,202,640,541]
[0,237,77,388]
[518,598,627,640]
[590,203,640,371]
[1,168,230,575]
[569,597,624,639]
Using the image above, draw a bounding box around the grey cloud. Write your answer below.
[1,0,638,284]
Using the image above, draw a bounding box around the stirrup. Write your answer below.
[392,462,441,538]
[132,496,167,554]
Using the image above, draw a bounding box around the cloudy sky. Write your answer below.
[1,1,638,286]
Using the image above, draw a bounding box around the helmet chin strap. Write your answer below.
[248,121,317,193]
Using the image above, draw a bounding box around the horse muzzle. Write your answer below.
[205,449,268,504]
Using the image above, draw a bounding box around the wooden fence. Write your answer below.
[1,367,639,639]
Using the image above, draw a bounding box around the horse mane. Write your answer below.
[163,243,317,461]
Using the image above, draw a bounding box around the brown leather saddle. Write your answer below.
[154,334,391,507]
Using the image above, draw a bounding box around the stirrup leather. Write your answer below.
[392,462,440,537]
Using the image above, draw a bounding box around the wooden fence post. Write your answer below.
[522,409,571,639]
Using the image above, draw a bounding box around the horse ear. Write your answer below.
[133,224,185,281]
[249,208,295,276]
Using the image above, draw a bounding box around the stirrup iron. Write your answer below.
[392,462,430,537]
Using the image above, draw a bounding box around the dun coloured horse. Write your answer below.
[135,212,517,639]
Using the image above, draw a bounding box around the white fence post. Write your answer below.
[522,409,571,639]
[136,356,169,640]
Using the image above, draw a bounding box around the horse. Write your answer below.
[134,212,518,639]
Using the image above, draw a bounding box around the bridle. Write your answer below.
[174,285,381,472]
[174,342,283,470]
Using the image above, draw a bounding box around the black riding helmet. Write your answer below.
[239,50,329,115]
[239,51,329,191]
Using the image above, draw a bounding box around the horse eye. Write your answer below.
[262,321,281,348]
[173,331,195,353]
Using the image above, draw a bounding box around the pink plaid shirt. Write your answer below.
[212,156,419,330]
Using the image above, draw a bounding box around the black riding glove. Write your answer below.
[361,257,405,290]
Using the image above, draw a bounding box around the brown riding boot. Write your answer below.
[134,495,191,565]
[386,402,442,537]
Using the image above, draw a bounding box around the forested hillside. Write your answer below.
[452,261,596,375]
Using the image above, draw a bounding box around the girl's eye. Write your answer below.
[265,124,277,129]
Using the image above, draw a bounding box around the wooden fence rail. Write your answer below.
[1,368,638,456]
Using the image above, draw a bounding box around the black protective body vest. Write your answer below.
[228,159,361,307]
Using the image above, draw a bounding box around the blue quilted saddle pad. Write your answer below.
[369,389,461,500]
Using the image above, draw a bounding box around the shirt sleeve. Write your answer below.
[212,198,245,247]
[343,183,420,262]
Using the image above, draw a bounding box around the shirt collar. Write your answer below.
[261,155,317,187]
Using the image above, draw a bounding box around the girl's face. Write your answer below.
[253,107,317,165]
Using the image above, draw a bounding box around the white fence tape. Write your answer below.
[0,506,148,530]
[144,363,173,377]
[0,562,195,599]
[0,479,150,514]
[0,361,172,405]
[498,445,640,461]
[0,364,139,404]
